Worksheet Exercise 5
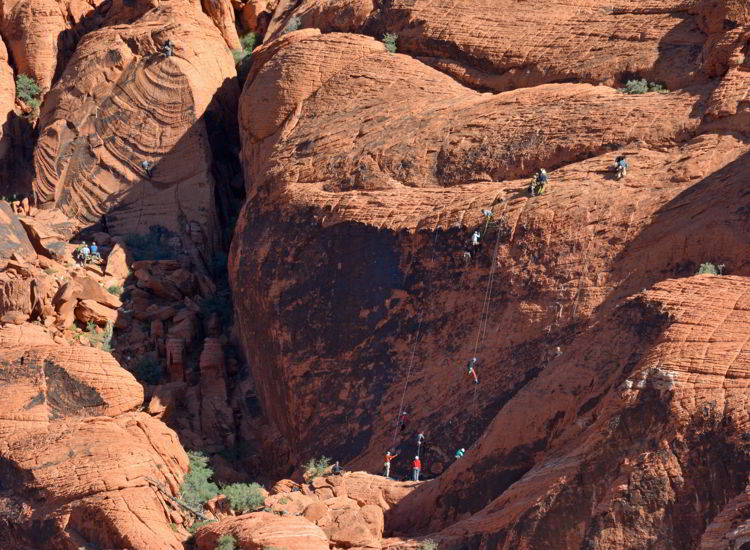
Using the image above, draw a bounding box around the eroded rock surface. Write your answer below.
[32,3,239,253]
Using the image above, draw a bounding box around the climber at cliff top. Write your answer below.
[615,154,629,178]
[530,168,548,196]
[141,160,153,178]
[455,448,465,459]
[163,39,174,58]
[467,357,479,384]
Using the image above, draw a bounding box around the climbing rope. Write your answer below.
[390,227,441,449]
[472,217,504,359]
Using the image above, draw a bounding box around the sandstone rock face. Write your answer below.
[32,3,239,254]
[0,0,70,90]
[396,276,750,549]
[264,0,718,92]
[0,201,36,260]
[0,41,14,172]
[232,29,749,464]
[0,338,187,550]
[195,511,330,550]
[231,16,750,548]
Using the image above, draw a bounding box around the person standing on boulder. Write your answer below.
[411,456,421,481]
[384,450,398,478]
[80,242,90,265]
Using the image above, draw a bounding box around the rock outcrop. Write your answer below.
[232,29,750,466]
[0,41,14,174]
[0,341,188,549]
[394,276,750,549]
[230,17,750,548]
[32,3,239,253]
[0,201,36,260]
[197,471,417,550]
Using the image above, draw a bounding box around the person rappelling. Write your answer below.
[416,432,425,454]
[399,410,409,432]
[467,357,479,384]
[471,230,481,247]
[529,168,548,196]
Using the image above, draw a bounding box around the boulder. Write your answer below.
[0,323,55,347]
[194,512,330,550]
[0,201,36,260]
[75,299,118,325]
[0,310,27,324]
[105,242,131,281]
[18,216,68,260]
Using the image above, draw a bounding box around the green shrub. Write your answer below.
[181,451,219,509]
[84,321,114,352]
[124,225,175,261]
[216,534,237,550]
[619,79,668,94]
[281,15,301,34]
[419,540,438,550]
[382,33,398,53]
[16,74,41,112]
[240,32,258,52]
[696,262,724,275]
[303,456,331,482]
[131,357,165,385]
[187,518,216,534]
[44,268,56,275]
[222,482,265,513]
[107,285,123,296]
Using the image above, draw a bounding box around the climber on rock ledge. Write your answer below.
[383,450,398,478]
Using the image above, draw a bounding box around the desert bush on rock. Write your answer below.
[216,534,237,550]
[181,451,219,509]
[619,79,668,94]
[221,482,265,512]
[303,456,331,482]
[82,321,113,351]
[233,32,259,84]
[16,74,41,112]
[419,540,438,550]
[107,285,123,296]
[382,33,398,53]
[696,262,724,275]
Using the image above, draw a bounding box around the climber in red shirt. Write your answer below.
[411,456,421,481]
